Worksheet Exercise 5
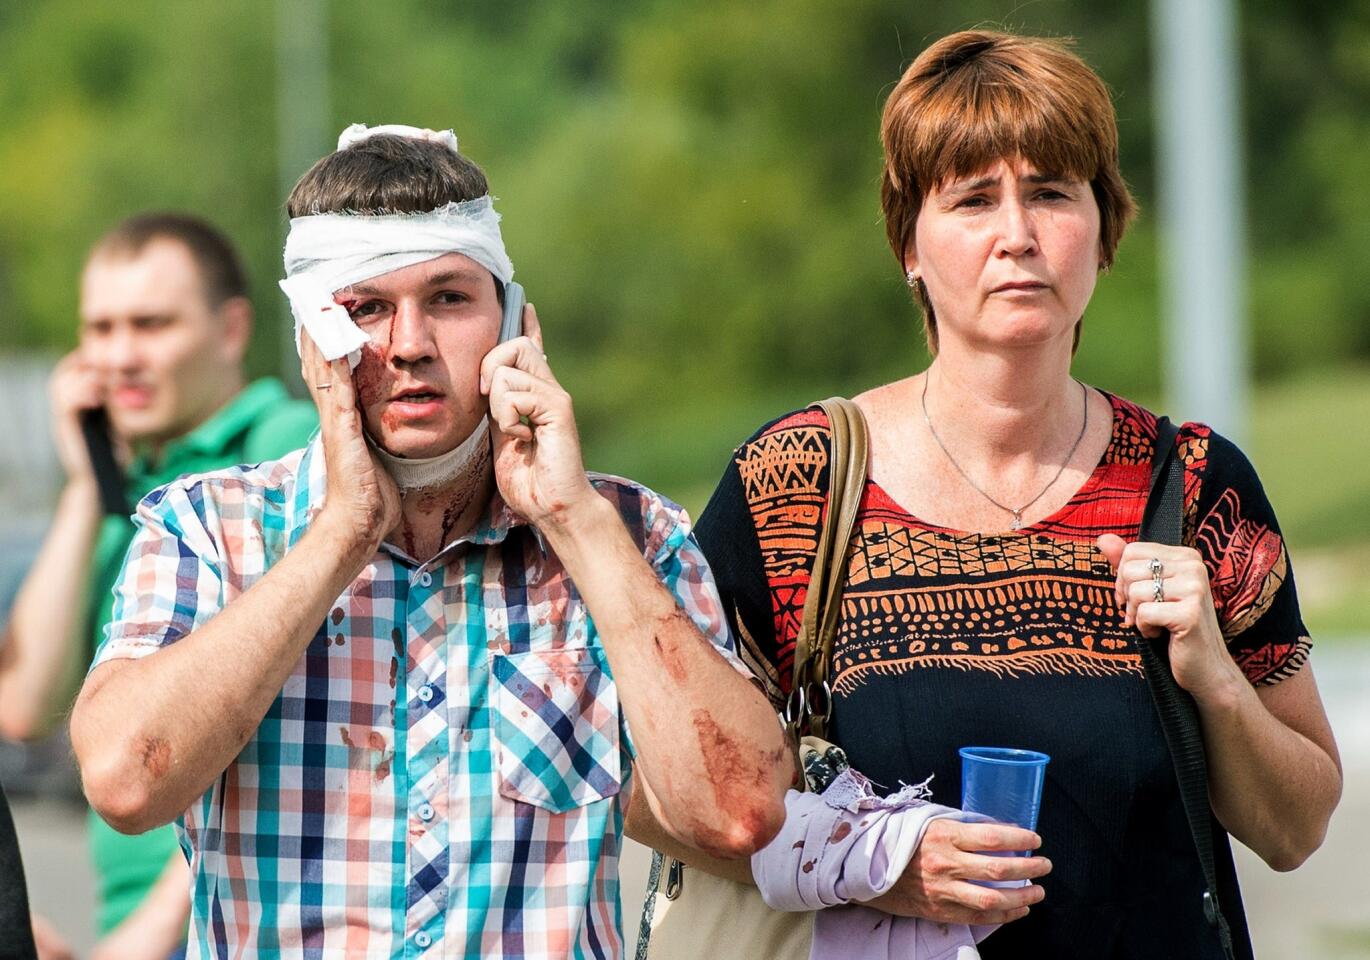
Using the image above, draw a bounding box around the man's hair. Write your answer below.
[88,213,250,308]
[286,134,491,218]
[879,30,1137,353]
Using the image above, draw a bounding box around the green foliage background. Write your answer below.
[1,0,1367,537]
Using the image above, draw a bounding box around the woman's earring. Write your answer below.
[906,271,921,294]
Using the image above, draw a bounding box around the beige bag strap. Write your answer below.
[787,397,869,742]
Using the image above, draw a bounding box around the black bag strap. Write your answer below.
[1139,417,1236,960]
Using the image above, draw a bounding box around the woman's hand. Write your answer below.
[300,331,400,555]
[480,305,598,531]
[1097,535,1245,702]
[864,819,1050,925]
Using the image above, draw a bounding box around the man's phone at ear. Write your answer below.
[499,281,525,344]
[78,407,129,516]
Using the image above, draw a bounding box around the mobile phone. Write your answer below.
[499,281,526,343]
[78,407,130,516]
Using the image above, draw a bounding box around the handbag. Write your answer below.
[635,397,869,960]
[1137,418,1249,960]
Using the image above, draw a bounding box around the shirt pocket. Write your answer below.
[490,647,623,813]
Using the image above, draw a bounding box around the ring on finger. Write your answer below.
[1150,558,1166,603]
[315,383,332,390]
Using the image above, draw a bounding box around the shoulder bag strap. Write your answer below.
[1138,416,1236,960]
[639,397,869,940]
[789,397,869,742]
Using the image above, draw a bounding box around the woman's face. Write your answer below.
[909,156,1102,353]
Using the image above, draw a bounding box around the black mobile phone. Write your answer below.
[499,281,526,343]
[78,407,130,516]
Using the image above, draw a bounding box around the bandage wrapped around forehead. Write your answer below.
[279,123,515,368]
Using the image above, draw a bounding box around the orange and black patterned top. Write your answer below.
[694,392,1308,960]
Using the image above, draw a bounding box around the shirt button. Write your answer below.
[418,684,434,703]
[418,571,433,587]
[418,802,435,822]
[414,931,432,948]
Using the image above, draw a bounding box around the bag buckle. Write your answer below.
[1202,889,1218,928]
[665,858,684,900]
[805,680,833,725]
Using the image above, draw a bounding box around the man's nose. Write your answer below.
[387,300,437,365]
[105,326,144,372]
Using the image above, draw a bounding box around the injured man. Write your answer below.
[70,123,790,958]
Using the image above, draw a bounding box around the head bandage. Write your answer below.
[279,123,515,368]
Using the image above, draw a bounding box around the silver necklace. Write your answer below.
[921,375,1089,531]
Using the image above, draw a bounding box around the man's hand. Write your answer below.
[300,331,400,555]
[864,819,1050,925]
[480,305,598,530]
[49,348,113,485]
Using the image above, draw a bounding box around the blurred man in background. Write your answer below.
[0,214,316,958]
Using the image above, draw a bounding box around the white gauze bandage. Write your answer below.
[279,123,515,368]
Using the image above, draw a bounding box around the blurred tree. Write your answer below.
[0,0,1366,502]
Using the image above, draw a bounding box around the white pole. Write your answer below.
[275,0,331,392]
[1150,0,1249,443]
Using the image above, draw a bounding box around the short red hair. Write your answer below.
[880,30,1137,352]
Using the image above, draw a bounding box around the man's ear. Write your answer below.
[217,296,254,365]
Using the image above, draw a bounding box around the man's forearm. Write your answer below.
[0,481,103,740]
[72,516,374,832]
[624,779,755,884]
[542,497,790,858]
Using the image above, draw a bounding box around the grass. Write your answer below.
[1247,365,1370,552]
[1247,366,1370,640]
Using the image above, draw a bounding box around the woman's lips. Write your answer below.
[991,281,1048,294]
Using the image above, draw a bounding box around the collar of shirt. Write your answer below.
[284,430,550,566]
[128,378,293,489]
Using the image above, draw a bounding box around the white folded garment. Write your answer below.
[751,769,1001,960]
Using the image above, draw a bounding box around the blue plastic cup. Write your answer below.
[959,746,1050,835]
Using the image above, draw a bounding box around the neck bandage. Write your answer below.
[372,419,490,491]
[279,124,515,368]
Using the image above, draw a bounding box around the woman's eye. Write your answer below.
[956,195,989,209]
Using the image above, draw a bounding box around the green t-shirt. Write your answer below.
[85,377,316,936]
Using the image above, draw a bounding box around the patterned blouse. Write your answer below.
[694,392,1308,960]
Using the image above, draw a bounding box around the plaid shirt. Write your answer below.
[95,434,739,959]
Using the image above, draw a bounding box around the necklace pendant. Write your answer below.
[1011,511,1023,530]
